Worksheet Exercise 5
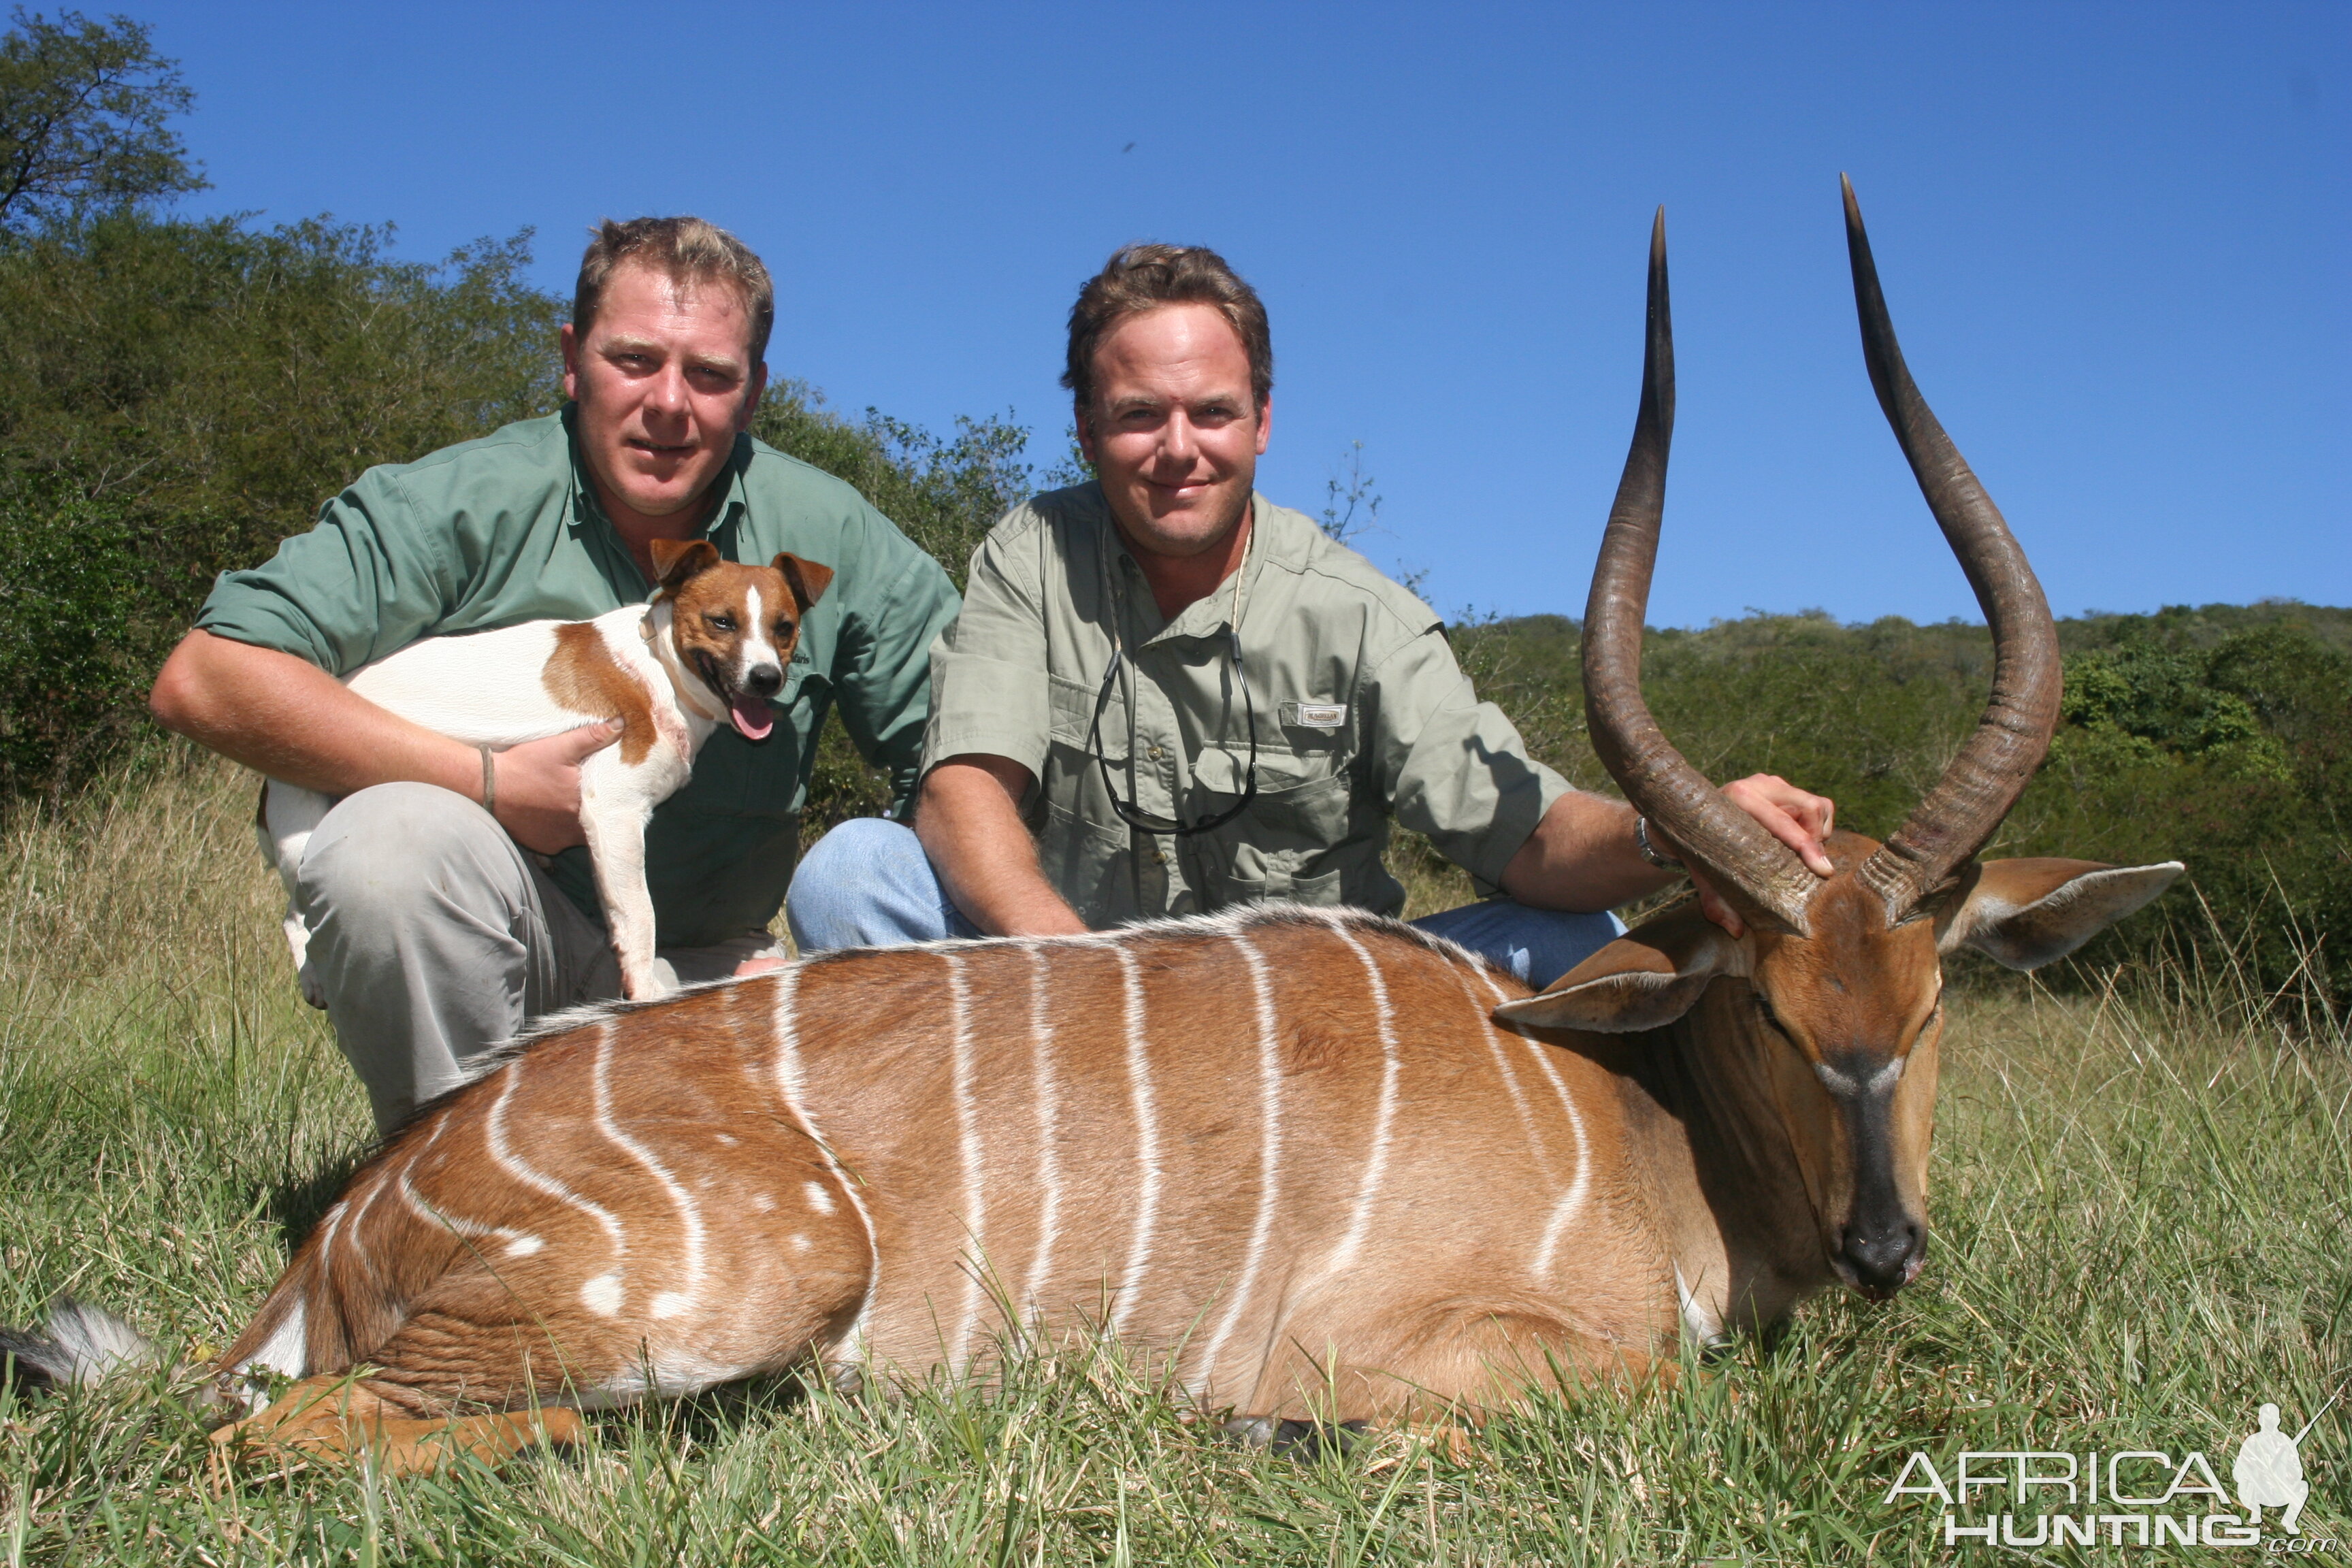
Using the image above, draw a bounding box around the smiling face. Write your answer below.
[646,541,834,740]
[562,262,769,533]
[1077,303,1271,563]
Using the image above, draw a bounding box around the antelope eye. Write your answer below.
[706,613,738,633]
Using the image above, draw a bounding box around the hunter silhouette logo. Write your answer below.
[2237,1399,2330,1536]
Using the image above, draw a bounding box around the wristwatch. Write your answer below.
[1633,815,1684,871]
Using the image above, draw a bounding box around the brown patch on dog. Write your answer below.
[545,623,657,764]
[776,553,834,612]
[650,538,721,591]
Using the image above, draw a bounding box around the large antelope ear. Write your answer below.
[774,553,834,612]
[650,538,723,593]
[1492,903,1744,1034]
[1938,858,2184,971]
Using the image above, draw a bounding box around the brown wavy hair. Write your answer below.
[1062,244,1272,418]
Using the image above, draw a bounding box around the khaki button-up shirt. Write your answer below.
[924,484,1571,926]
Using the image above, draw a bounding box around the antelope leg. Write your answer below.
[211,1375,585,1475]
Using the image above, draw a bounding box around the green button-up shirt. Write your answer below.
[924,483,1570,925]
[197,408,960,947]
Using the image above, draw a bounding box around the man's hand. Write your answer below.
[1683,772,1836,938]
[917,757,1090,937]
[491,723,622,855]
[1501,774,1838,938]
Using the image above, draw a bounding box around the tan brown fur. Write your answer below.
[544,622,660,764]
[209,841,2174,1471]
[212,910,1680,1463]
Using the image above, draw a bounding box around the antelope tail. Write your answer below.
[0,1297,160,1394]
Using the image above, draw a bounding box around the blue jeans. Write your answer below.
[787,818,1624,990]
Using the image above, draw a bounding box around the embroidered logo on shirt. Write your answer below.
[1283,702,1348,730]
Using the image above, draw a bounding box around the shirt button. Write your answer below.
[1149,746,1164,760]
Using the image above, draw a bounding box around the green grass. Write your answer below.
[1,753,2345,1564]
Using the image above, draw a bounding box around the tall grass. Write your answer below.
[1,756,2343,1564]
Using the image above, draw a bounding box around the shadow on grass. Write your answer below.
[252,1146,371,1256]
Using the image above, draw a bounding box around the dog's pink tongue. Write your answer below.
[730,694,774,740]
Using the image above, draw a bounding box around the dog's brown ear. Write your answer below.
[650,539,723,592]
[774,553,835,612]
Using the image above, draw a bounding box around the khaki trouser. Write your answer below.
[293,782,779,1134]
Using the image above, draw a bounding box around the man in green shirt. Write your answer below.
[787,244,1832,979]
[150,217,959,1132]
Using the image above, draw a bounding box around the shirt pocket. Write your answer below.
[1220,862,1345,908]
[1194,744,1356,906]
[1045,671,1122,759]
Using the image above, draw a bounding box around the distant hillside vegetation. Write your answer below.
[1445,600,2352,1008]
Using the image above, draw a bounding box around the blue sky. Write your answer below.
[133,1,2345,627]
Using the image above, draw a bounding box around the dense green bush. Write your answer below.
[0,478,147,791]
[0,212,566,794]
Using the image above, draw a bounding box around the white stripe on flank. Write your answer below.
[1321,915,1400,1277]
[770,966,881,1355]
[344,1152,392,1245]
[1016,941,1063,1333]
[1197,932,1282,1388]
[1448,959,1554,1184]
[1473,968,1591,1277]
[945,951,987,1369]
[393,1120,542,1257]
[592,1021,708,1319]
[484,1054,629,1262]
[1111,943,1162,1337]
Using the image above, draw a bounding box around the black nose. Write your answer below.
[745,664,782,698]
[1838,1219,1925,1294]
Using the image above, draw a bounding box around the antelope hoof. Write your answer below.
[1221,1416,1369,1461]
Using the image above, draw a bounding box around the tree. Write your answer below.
[0,7,203,231]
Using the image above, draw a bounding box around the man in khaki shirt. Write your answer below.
[789,244,1834,983]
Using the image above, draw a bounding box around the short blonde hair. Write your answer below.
[572,216,775,365]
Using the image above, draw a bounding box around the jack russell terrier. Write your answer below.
[260,538,833,1004]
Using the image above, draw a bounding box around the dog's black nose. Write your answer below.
[745,664,783,698]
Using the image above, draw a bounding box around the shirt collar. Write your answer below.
[1107,489,1276,648]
